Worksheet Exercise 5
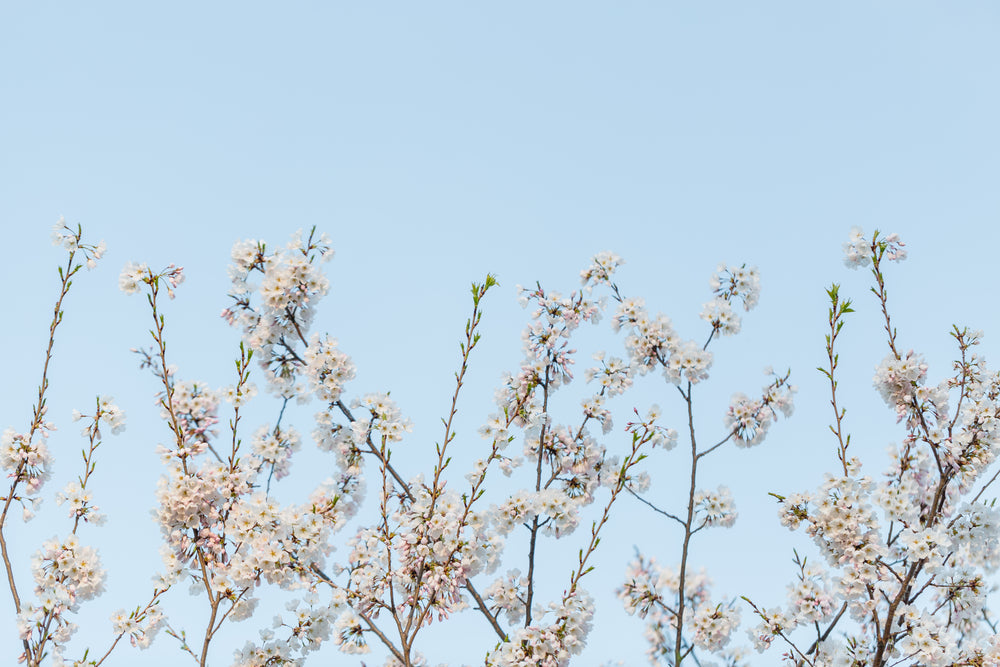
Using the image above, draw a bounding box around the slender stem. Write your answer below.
[870,246,900,361]
[92,587,169,666]
[405,287,487,640]
[197,548,219,667]
[675,382,698,666]
[2,247,79,664]
[564,432,647,600]
[525,366,551,627]
[696,431,735,460]
[72,398,104,535]
[336,400,415,503]
[310,564,406,663]
[824,287,852,476]
[465,582,509,641]
[627,488,686,527]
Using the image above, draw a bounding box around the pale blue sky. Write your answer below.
[2,3,1000,666]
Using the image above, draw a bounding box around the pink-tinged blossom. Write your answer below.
[725,371,795,447]
[802,474,884,570]
[776,492,811,531]
[580,394,613,434]
[873,350,928,411]
[159,381,220,458]
[618,555,726,663]
[612,298,678,375]
[234,596,335,664]
[485,568,529,625]
[515,283,604,389]
[625,405,678,451]
[486,591,595,667]
[842,226,871,268]
[584,352,633,397]
[709,263,761,311]
[74,395,127,439]
[17,535,107,657]
[747,607,795,653]
[690,602,740,652]
[843,227,907,268]
[694,486,737,528]
[110,605,164,650]
[55,481,105,526]
[948,503,1000,571]
[51,216,106,269]
[892,606,956,666]
[580,250,624,289]
[700,263,763,337]
[302,334,356,403]
[896,525,952,564]
[119,261,150,294]
[331,610,369,654]
[221,380,259,407]
[521,422,610,504]
[785,561,835,624]
[1,428,53,497]
[352,392,412,444]
[252,425,301,480]
[664,340,712,385]
[223,229,335,396]
[699,298,741,336]
[478,412,513,448]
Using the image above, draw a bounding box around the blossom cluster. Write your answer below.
[51,217,106,270]
[222,229,334,396]
[746,229,1000,666]
[1,427,53,497]
[486,592,595,667]
[15,400,130,662]
[618,555,739,662]
[612,256,792,667]
[17,536,106,658]
[699,263,762,337]
[725,371,796,448]
[13,220,996,667]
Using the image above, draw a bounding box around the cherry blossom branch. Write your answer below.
[791,602,848,667]
[405,277,495,641]
[146,273,188,459]
[335,400,415,503]
[743,597,816,666]
[869,233,901,360]
[90,586,169,666]
[564,428,650,601]
[2,242,81,664]
[626,487,686,527]
[227,343,253,468]
[524,366,551,628]
[309,564,407,663]
[819,284,854,476]
[164,623,200,663]
[139,266,232,667]
[674,381,699,666]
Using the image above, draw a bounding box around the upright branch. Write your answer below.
[753,228,1000,667]
[2,221,107,667]
[401,276,499,647]
[866,231,906,360]
[524,365,551,628]
[673,382,700,667]
[819,284,854,476]
[615,261,794,666]
[128,263,236,667]
[1,240,79,622]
